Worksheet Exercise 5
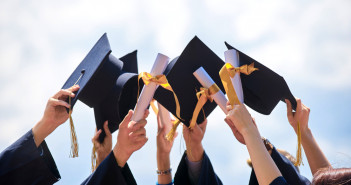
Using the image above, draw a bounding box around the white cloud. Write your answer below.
[1,0,351,184]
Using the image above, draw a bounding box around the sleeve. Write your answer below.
[270,176,289,185]
[248,147,311,185]
[81,151,137,185]
[0,129,61,185]
[174,151,222,185]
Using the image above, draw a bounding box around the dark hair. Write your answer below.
[312,167,351,185]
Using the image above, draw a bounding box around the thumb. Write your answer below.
[120,110,133,127]
[285,99,293,121]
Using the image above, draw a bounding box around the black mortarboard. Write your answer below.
[224,42,297,114]
[154,36,225,127]
[62,33,141,143]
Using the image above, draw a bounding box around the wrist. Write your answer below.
[157,151,170,170]
[241,125,260,139]
[113,146,130,168]
[186,143,204,162]
[32,119,53,147]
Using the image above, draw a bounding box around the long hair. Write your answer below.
[312,167,351,185]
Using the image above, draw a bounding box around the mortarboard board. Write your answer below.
[154,36,225,127]
[224,42,297,114]
[62,33,142,147]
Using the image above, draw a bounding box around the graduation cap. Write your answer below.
[223,42,297,114]
[223,42,302,166]
[62,33,141,158]
[154,36,226,128]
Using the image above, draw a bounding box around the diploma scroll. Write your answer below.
[132,53,170,122]
[193,67,228,114]
[224,49,244,103]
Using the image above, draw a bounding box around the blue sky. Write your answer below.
[1,0,351,184]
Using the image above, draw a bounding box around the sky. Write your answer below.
[1,0,351,184]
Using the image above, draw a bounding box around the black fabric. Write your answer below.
[93,51,141,142]
[225,42,297,114]
[270,177,289,185]
[81,152,136,185]
[154,36,225,127]
[249,147,310,185]
[174,151,222,185]
[62,33,141,143]
[0,130,60,185]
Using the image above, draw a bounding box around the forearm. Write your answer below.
[301,128,331,175]
[32,120,55,147]
[157,152,172,184]
[113,146,130,168]
[186,143,204,162]
[244,128,282,185]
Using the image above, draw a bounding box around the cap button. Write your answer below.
[81,69,85,74]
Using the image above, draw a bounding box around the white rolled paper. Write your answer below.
[224,49,244,103]
[193,67,228,114]
[132,53,170,122]
[157,102,172,134]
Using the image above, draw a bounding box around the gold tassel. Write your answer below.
[69,96,79,158]
[91,144,97,172]
[294,121,303,166]
[166,119,181,142]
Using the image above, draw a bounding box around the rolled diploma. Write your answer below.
[224,49,244,103]
[157,102,172,134]
[132,53,170,122]
[193,67,228,114]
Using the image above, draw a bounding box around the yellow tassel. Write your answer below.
[69,96,79,158]
[294,121,303,166]
[91,144,97,172]
[166,119,181,142]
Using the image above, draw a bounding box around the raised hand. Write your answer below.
[92,121,113,165]
[183,119,207,162]
[286,98,310,134]
[113,110,149,167]
[32,85,80,147]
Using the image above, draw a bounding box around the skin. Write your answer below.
[183,119,207,162]
[156,113,177,184]
[226,103,282,185]
[285,98,331,175]
[113,110,149,168]
[92,121,113,165]
[92,110,149,168]
[32,85,80,147]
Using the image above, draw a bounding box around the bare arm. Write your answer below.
[227,104,282,185]
[286,99,330,175]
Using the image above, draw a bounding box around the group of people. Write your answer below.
[0,85,350,185]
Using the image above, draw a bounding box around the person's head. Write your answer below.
[312,167,351,185]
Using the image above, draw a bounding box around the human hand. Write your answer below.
[183,119,207,162]
[92,121,113,165]
[226,103,258,138]
[157,115,177,155]
[113,110,149,167]
[32,85,80,147]
[286,98,310,135]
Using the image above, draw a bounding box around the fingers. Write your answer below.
[53,89,76,99]
[296,98,302,113]
[143,109,150,119]
[129,127,146,138]
[129,119,147,132]
[68,85,80,93]
[198,119,207,132]
[285,99,293,120]
[50,98,71,108]
[120,110,134,127]
[92,129,102,143]
[103,121,112,137]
